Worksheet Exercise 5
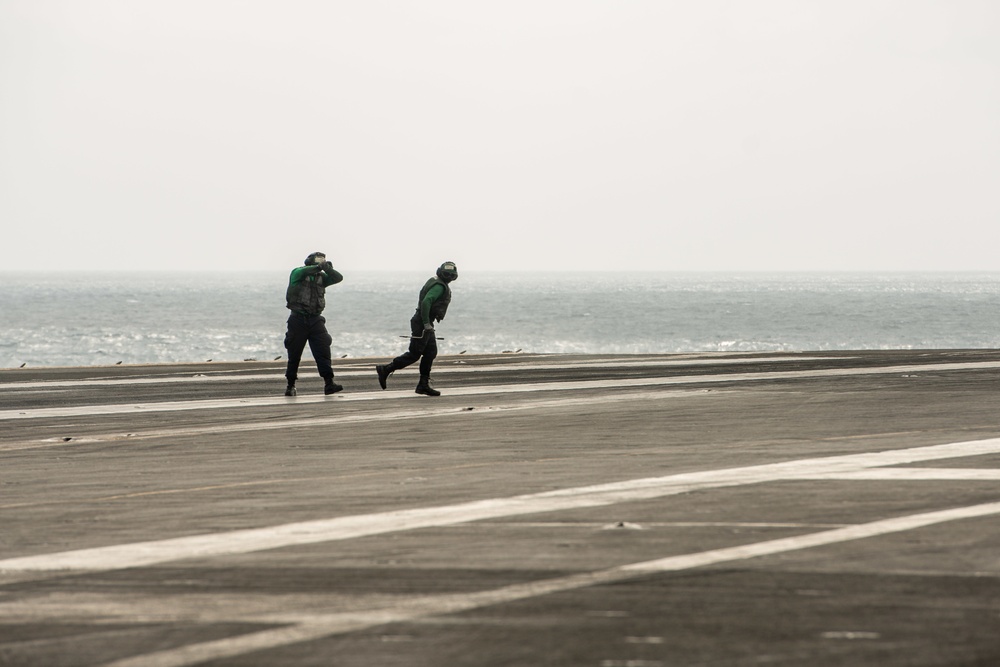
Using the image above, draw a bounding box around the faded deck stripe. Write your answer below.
[4,437,1000,575]
[5,359,1000,421]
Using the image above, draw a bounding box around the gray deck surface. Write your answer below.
[2,350,1000,666]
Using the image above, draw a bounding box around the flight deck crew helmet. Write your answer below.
[305,252,327,266]
[436,261,458,283]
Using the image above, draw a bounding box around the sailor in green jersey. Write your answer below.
[376,261,458,396]
[283,251,344,396]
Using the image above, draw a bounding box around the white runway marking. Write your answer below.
[797,468,1000,481]
[100,499,1000,667]
[4,359,1000,421]
[0,356,841,391]
[0,389,707,452]
[4,437,1000,575]
[1,434,995,667]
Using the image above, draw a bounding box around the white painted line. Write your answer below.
[100,499,1000,667]
[622,500,1000,573]
[0,356,843,390]
[4,359,1000,421]
[464,521,848,529]
[795,468,1000,481]
[5,437,1000,575]
[0,389,708,452]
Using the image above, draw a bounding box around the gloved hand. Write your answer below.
[423,323,435,337]
[321,261,335,273]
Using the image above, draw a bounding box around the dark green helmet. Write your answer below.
[436,261,458,283]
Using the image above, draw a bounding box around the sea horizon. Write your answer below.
[4,271,1000,369]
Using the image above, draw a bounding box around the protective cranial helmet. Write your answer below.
[436,261,458,283]
[304,252,327,266]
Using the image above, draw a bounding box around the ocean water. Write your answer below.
[3,271,1000,369]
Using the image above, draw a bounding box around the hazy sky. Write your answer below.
[1,1,997,273]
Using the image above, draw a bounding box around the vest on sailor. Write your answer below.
[418,277,452,322]
[286,273,326,315]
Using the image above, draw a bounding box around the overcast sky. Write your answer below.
[1,1,997,273]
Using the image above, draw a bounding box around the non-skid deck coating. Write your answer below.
[2,350,1000,666]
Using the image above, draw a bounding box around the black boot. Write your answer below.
[324,378,343,395]
[284,384,296,397]
[415,375,440,397]
[376,362,394,390]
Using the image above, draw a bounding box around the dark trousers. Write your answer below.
[391,313,437,377]
[284,313,333,382]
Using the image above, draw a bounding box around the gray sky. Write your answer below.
[1,1,997,273]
